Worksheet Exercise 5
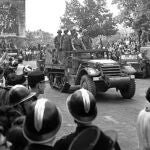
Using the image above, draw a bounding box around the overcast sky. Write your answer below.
[26,0,119,36]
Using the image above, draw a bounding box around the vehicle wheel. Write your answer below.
[120,79,136,99]
[80,75,96,96]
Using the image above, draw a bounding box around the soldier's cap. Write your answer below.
[6,73,26,86]
[28,70,47,85]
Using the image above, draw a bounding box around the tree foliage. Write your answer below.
[25,30,54,48]
[112,0,150,30]
[61,0,118,38]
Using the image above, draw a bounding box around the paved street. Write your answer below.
[24,61,150,150]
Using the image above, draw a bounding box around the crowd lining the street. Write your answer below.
[0,28,149,150]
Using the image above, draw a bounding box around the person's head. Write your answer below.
[74,32,78,38]
[0,105,21,146]
[137,108,150,150]
[11,61,18,71]
[7,126,28,150]
[23,65,32,76]
[70,29,76,36]
[28,70,46,95]
[8,85,36,115]
[64,29,69,34]
[18,56,23,64]
[6,73,26,86]
[66,88,97,126]
[57,29,62,35]
[23,98,62,145]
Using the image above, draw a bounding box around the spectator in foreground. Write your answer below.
[54,88,121,150]
[7,125,28,150]
[8,85,36,116]
[23,98,62,150]
[137,106,150,150]
[27,70,47,100]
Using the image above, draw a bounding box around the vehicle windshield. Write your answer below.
[120,54,138,60]
[69,49,112,60]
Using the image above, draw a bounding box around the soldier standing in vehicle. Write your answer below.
[60,29,72,65]
[71,32,86,73]
[81,29,92,50]
[54,29,62,64]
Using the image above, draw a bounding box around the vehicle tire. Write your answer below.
[80,75,96,96]
[120,79,136,99]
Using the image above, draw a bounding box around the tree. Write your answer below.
[112,0,150,30]
[61,0,117,38]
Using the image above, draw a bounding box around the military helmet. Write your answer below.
[23,98,62,144]
[67,88,97,124]
[8,85,36,106]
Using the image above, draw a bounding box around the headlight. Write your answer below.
[88,68,100,76]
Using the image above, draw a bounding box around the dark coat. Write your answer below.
[54,125,121,150]
[25,144,53,150]
[0,89,9,106]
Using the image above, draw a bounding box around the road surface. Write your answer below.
[25,61,150,150]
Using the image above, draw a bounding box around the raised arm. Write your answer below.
[0,51,8,65]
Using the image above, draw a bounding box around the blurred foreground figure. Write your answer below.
[54,88,121,150]
[137,107,150,150]
[23,98,62,150]
[27,70,46,99]
[8,85,36,115]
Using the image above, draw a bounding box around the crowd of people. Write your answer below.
[0,2,18,35]
[0,48,149,150]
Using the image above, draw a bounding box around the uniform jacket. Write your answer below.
[25,144,53,150]
[54,125,121,150]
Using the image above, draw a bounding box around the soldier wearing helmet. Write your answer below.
[0,73,26,106]
[8,85,36,115]
[60,29,72,64]
[54,89,121,150]
[54,30,62,64]
[81,29,92,50]
[23,98,62,149]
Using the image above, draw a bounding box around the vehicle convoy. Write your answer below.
[45,49,136,99]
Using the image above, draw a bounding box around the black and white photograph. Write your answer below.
[0,0,150,150]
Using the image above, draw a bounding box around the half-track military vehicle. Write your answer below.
[45,49,136,99]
